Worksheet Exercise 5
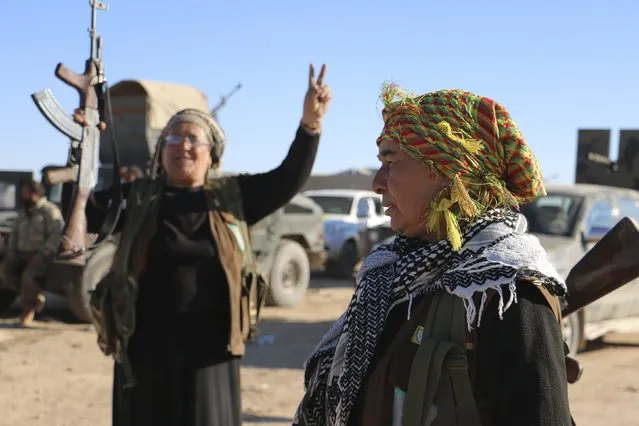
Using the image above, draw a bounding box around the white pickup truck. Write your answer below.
[303,189,390,277]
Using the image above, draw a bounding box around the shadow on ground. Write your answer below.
[242,317,335,370]
[582,335,639,352]
[243,413,292,423]
[310,271,355,289]
[0,291,80,324]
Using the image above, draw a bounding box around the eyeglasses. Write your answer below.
[165,134,210,148]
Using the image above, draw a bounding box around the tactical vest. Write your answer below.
[398,281,575,426]
[88,176,268,388]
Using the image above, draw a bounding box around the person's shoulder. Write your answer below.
[207,174,246,185]
[514,277,560,304]
[205,175,245,194]
[14,208,27,221]
[475,278,563,327]
[128,176,160,196]
[42,200,63,221]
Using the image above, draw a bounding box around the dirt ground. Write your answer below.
[0,277,638,426]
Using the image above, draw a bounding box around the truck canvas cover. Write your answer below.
[99,79,210,169]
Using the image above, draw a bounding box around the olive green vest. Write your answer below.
[89,176,268,388]
[400,282,566,426]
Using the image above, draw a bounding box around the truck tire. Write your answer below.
[562,313,582,357]
[267,240,310,307]
[66,240,117,323]
[0,289,17,316]
[337,240,359,278]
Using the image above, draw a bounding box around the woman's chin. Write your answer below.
[388,215,404,233]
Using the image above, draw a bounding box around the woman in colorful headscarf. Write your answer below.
[86,65,331,426]
[293,85,574,426]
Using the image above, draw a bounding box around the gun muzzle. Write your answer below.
[587,152,619,172]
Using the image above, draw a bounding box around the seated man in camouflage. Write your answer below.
[0,178,63,326]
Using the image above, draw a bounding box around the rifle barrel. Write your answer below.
[211,83,242,116]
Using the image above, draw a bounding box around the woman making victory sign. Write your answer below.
[86,64,331,426]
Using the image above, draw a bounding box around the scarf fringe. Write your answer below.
[446,279,519,331]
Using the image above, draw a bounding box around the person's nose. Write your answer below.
[174,137,193,153]
[372,167,387,194]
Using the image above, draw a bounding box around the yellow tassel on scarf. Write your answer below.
[426,197,463,251]
[451,174,480,219]
[436,121,483,154]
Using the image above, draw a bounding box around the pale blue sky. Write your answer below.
[0,0,636,184]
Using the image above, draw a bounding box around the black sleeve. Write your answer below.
[86,182,132,234]
[237,125,320,226]
[476,283,573,426]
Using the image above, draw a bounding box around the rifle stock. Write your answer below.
[44,166,78,185]
[562,216,639,317]
[59,187,92,261]
[57,106,101,264]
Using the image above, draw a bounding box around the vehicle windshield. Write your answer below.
[520,193,583,236]
[0,182,16,211]
[307,195,354,215]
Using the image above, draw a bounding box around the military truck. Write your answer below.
[1,80,326,322]
[575,128,639,189]
[0,170,34,250]
[0,171,35,313]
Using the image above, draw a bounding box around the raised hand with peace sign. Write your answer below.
[301,64,332,134]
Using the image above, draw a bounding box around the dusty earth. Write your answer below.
[0,277,638,426]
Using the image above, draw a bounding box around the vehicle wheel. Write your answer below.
[337,240,359,278]
[267,240,310,307]
[0,288,18,315]
[562,313,582,357]
[66,240,117,323]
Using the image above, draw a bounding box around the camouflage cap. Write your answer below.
[151,108,227,178]
[165,108,227,164]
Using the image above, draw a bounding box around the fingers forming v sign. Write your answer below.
[309,64,326,88]
[303,64,332,132]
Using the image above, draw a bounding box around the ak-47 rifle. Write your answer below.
[210,83,242,120]
[558,216,639,383]
[31,0,121,266]
[563,216,639,317]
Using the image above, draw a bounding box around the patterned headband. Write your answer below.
[377,83,546,249]
[151,108,227,178]
[165,109,226,161]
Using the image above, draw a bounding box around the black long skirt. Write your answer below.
[111,344,242,426]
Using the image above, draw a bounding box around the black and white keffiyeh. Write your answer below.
[292,208,566,426]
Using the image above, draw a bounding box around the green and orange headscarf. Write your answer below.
[377,83,546,250]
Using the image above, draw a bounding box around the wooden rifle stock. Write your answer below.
[58,187,92,263]
[562,217,639,317]
[44,166,78,185]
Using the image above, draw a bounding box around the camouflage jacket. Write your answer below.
[7,198,64,258]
